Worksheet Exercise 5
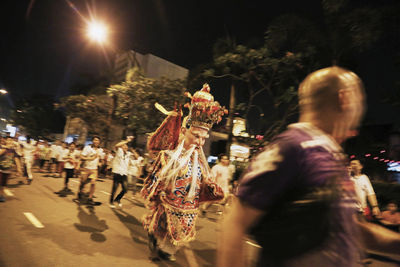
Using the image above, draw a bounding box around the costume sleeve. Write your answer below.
[141,151,167,202]
[237,137,301,211]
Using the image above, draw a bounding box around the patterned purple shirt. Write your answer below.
[238,123,362,266]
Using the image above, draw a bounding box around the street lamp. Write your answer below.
[0,89,7,95]
[86,20,108,44]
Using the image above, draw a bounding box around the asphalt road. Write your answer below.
[1,170,399,267]
[0,170,223,267]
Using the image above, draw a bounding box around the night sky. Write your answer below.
[1,0,400,127]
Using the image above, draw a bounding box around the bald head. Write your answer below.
[298,66,366,140]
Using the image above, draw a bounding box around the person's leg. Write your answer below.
[115,175,128,204]
[110,173,119,204]
[88,170,98,200]
[25,158,33,183]
[64,168,73,189]
[78,170,89,199]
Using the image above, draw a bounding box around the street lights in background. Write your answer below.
[86,20,108,44]
[0,89,8,95]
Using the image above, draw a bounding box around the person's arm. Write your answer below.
[355,216,400,255]
[364,175,380,216]
[115,136,134,148]
[218,197,264,267]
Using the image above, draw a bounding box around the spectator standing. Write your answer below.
[350,159,380,219]
[380,201,400,232]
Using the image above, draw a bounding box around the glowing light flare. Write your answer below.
[373,157,379,160]
[0,89,8,94]
[86,21,108,44]
[365,154,371,157]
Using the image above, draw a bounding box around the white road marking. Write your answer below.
[23,212,44,228]
[183,246,200,267]
[4,189,14,196]
[100,191,111,195]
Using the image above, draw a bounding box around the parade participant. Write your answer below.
[218,67,400,266]
[60,142,79,192]
[77,136,103,205]
[109,136,133,208]
[0,136,19,202]
[20,136,36,184]
[38,141,51,172]
[128,148,143,196]
[141,84,227,261]
[57,142,68,178]
[350,158,380,219]
[49,140,61,174]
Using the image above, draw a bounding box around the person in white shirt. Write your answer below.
[201,154,234,215]
[59,142,80,192]
[56,142,68,178]
[106,151,115,177]
[128,148,143,195]
[20,136,36,184]
[350,159,381,219]
[49,140,61,174]
[109,136,133,208]
[77,136,103,205]
[211,154,234,195]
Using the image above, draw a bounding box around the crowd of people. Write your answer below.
[0,134,145,206]
[1,67,400,265]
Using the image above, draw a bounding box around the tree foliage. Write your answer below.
[11,94,65,139]
[60,94,112,137]
[107,68,186,135]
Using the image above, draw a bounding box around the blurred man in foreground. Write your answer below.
[218,66,400,266]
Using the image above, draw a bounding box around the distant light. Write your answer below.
[373,157,379,160]
[0,89,7,94]
[87,21,108,44]
[379,159,384,161]
[0,118,6,122]
[16,110,22,113]
[350,155,356,159]
[365,154,371,157]
[380,150,386,153]
[384,160,390,163]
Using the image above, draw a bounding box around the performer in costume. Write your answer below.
[141,84,227,261]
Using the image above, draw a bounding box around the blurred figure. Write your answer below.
[350,159,380,220]
[380,201,400,232]
[128,148,143,196]
[0,136,19,202]
[20,136,36,184]
[202,153,234,215]
[59,142,80,192]
[77,136,103,205]
[218,67,400,267]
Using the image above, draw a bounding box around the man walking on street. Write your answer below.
[77,136,103,205]
[109,136,133,208]
[218,67,400,266]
